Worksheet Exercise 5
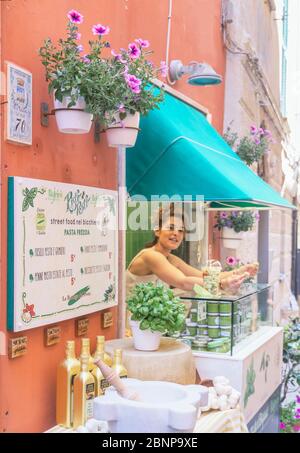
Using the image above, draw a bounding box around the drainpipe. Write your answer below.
[291,196,298,295]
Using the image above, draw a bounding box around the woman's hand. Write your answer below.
[220,272,250,293]
[243,262,259,277]
[233,262,259,277]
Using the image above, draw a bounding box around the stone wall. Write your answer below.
[222,0,296,320]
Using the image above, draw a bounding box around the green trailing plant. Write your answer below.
[39,17,88,107]
[281,317,300,403]
[279,397,300,433]
[214,211,259,233]
[223,124,275,166]
[126,282,186,335]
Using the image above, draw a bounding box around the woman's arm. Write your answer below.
[143,251,204,291]
[168,254,204,277]
[221,262,259,279]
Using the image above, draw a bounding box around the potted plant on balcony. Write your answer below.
[39,10,94,134]
[126,282,186,351]
[223,124,275,166]
[83,37,166,147]
[214,211,259,249]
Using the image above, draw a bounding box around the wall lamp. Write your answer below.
[169,60,223,86]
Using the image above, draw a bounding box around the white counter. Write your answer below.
[193,326,283,423]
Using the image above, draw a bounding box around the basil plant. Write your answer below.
[127,283,186,335]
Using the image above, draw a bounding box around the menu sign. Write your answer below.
[8,177,118,332]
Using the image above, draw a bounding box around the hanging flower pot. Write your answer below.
[53,95,93,134]
[221,227,245,249]
[129,319,162,351]
[105,112,140,148]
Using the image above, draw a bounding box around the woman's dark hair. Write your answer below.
[145,203,185,248]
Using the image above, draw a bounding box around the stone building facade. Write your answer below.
[222,0,298,322]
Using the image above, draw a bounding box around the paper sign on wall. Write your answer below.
[7,177,118,332]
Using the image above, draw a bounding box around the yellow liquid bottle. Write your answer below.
[93,335,113,367]
[73,354,96,429]
[79,338,94,371]
[56,340,80,428]
[112,349,128,379]
[91,349,107,396]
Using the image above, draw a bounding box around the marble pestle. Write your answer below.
[93,357,141,401]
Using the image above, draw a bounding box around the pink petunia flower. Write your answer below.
[111,49,127,64]
[296,395,300,404]
[250,125,258,135]
[118,104,126,113]
[220,212,228,219]
[82,54,91,64]
[293,425,300,432]
[77,45,84,53]
[75,32,82,40]
[128,42,141,59]
[92,24,110,36]
[135,38,150,48]
[67,10,83,24]
[159,61,168,78]
[124,73,142,94]
[264,129,272,138]
[226,256,237,267]
[279,422,286,430]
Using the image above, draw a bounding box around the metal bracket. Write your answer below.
[40,102,50,127]
[40,102,86,128]
[94,119,101,143]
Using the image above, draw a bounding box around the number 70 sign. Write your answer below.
[6,62,32,145]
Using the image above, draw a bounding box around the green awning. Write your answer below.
[127,91,296,210]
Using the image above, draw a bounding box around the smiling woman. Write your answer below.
[125,204,256,298]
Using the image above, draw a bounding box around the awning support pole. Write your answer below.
[117,146,126,338]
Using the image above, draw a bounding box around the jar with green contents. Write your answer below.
[207,327,220,339]
[207,314,220,326]
[219,314,232,327]
[219,302,232,314]
[192,337,209,352]
[220,326,232,338]
[190,308,198,323]
[180,336,194,347]
[185,322,198,336]
[198,324,208,336]
[202,260,222,295]
[207,302,219,313]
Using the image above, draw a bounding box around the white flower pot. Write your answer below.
[221,227,245,249]
[129,319,162,351]
[106,112,140,148]
[53,95,93,134]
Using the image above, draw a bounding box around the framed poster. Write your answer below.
[7,177,118,332]
[6,63,32,145]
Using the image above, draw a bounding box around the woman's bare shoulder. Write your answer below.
[142,249,168,264]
